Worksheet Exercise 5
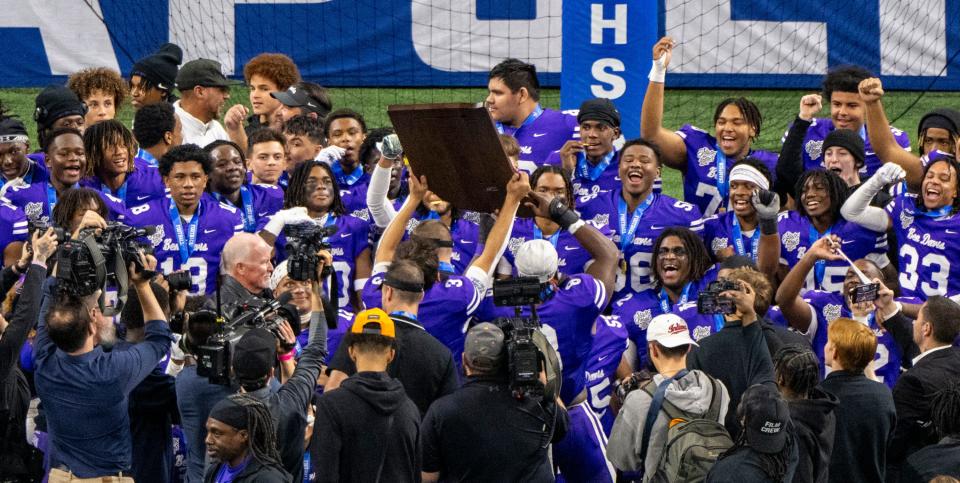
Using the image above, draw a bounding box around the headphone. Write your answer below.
[34,102,89,124]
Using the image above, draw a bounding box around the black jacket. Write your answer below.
[707,441,799,483]
[203,457,291,483]
[329,313,458,416]
[310,371,421,483]
[820,370,896,483]
[788,388,838,483]
[687,320,776,440]
[888,347,960,478]
[899,436,960,483]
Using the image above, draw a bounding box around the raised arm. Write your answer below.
[753,190,782,281]
[366,134,402,227]
[524,191,617,304]
[223,104,250,152]
[640,37,688,171]
[775,95,820,200]
[374,172,427,265]
[839,163,899,232]
[774,236,841,333]
[859,78,923,189]
[0,230,53,383]
[468,172,528,277]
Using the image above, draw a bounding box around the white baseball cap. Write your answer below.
[515,239,559,283]
[647,313,699,348]
[269,260,289,291]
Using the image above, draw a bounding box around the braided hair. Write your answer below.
[227,394,283,468]
[932,381,960,439]
[773,344,821,399]
[83,119,136,177]
[795,168,848,224]
[284,161,346,215]
[530,165,576,209]
[651,227,712,290]
[714,97,763,139]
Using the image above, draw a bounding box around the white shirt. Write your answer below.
[174,100,229,147]
[912,344,951,366]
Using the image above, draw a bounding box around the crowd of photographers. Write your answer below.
[0,38,959,483]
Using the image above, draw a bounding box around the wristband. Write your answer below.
[759,218,778,236]
[567,219,586,235]
[278,351,295,362]
[548,197,580,230]
[648,58,666,83]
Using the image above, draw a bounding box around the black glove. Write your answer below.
[548,197,580,230]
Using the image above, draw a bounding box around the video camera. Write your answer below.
[27,219,68,242]
[283,222,337,282]
[697,279,740,315]
[196,292,299,385]
[492,277,561,401]
[54,222,155,313]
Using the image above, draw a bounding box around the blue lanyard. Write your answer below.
[919,205,953,218]
[658,282,693,313]
[212,186,256,232]
[100,179,128,202]
[713,315,725,333]
[808,223,834,287]
[576,149,616,181]
[858,125,867,142]
[168,200,200,264]
[46,182,58,215]
[495,104,544,135]
[389,310,418,323]
[730,215,761,260]
[617,192,656,251]
[302,452,312,483]
[331,161,363,187]
[422,210,441,221]
[533,223,561,248]
[842,305,876,328]
[438,261,456,274]
[715,145,729,201]
[138,148,158,167]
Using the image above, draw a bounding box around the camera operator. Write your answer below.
[270,260,328,357]
[0,230,51,479]
[34,241,173,480]
[686,267,776,440]
[226,248,331,482]
[421,323,569,482]
[219,232,275,308]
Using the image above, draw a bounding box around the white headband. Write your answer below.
[728,164,770,191]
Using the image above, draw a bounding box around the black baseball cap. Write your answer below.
[271,85,325,116]
[231,328,277,381]
[463,323,505,371]
[176,59,231,91]
[739,384,791,454]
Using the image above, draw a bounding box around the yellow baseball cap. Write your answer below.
[350,308,396,338]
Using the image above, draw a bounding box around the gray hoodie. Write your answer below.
[607,369,730,480]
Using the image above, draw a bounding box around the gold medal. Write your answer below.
[619,257,628,275]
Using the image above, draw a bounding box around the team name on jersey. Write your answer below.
[805,140,824,161]
[906,227,946,250]
[163,239,209,252]
[612,234,653,246]
[586,368,605,382]
[331,247,344,257]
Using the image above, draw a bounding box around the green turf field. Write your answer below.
[1,86,956,198]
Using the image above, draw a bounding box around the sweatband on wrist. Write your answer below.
[567,219,587,235]
[648,59,666,83]
[760,218,778,236]
[548,197,580,229]
[278,351,295,362]
[263,216,285,236]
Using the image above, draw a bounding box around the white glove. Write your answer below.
[872,163,906,186]
[315,145,346,165]
[263,207,313,236]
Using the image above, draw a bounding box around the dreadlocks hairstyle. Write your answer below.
[773,344,821,399]
[226,394,284,468]
[714,97,763,139]
[67,67,128,109]
[395,237,440,291]
[795,168,848,224]
[83,119,136,177]
[932,381,960,439]
[530,165,576,209]
[488,58,541,101]
[917,155,960,215]
[284,161,346,215]
[52,187,108,231]
[651,227,712,290]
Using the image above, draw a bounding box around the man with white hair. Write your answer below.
[219,232,275,307]
[476,189,619,482]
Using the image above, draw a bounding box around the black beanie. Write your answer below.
[132,43,184,92]
[823,129,865,168]
[577,98,621,128]
[918,108,960,140]
[209,397,249,431]
[34,85,86,128]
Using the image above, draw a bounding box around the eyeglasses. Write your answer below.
[656,247,689,258]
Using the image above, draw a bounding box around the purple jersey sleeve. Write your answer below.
[793,118,911,178]
[584,314,629,433]
[676,124,777,217]
[4,181,128,224]
[80,158,167,206]
[250,184,284,232]
[0,202,28,249]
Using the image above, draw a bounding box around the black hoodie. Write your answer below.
[310,371,421,483]
[788,388,839,483]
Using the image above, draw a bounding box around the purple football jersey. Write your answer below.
[885,193,960,300]
[675,125,778,217]
[362,265,481,368]
[576,190,703,299]
[802,290,903,388]
[1,159,47,189]
[777,211,888,294]
[498,217,610,278]
[475,273,607,405]
[788,117,910,178]
[210,183,284,233]
[79,157,167,206]
[543,149,621,200]
[126,196,243,295]
[0,201,28,250]
[583,314,629,433]
[701,211,765,264]
[3,181,128,224]
[332,166,371,219]
[498,106,579,173]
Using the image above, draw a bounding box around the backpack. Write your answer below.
[637,371,733,483]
